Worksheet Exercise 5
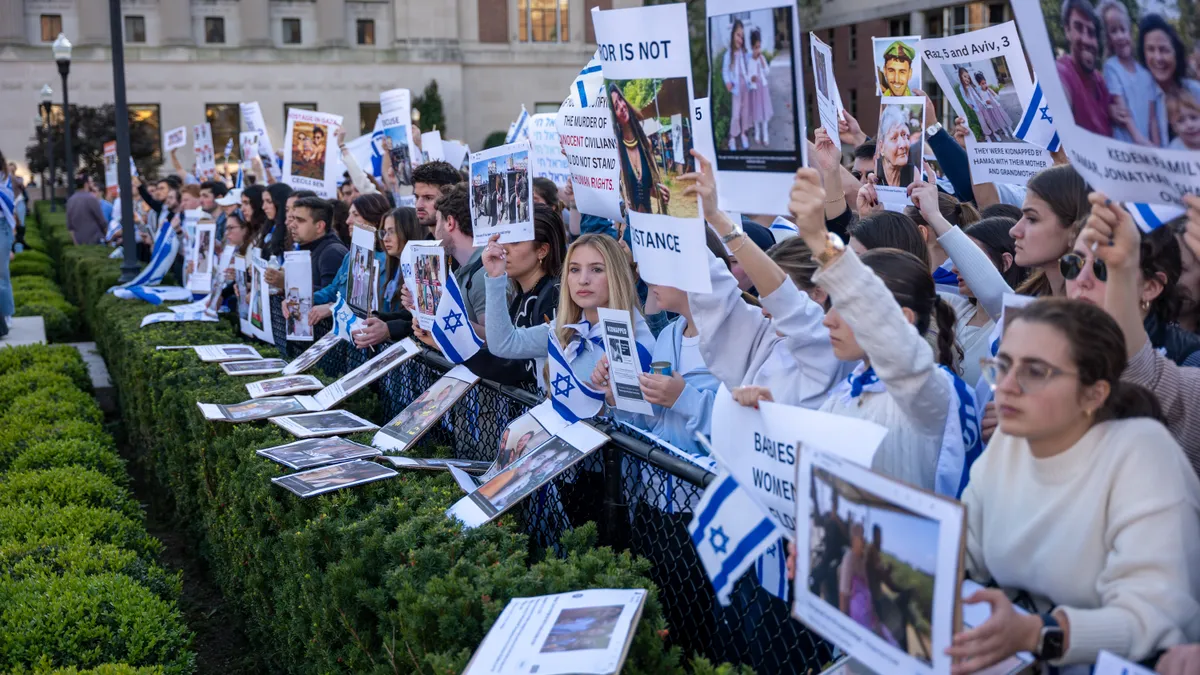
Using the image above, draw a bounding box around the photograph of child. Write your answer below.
[272,459,396,497]
[539,605,626,653]
[873,37,922,97]
[381,376,471,446]
[941,60,1021,143]
[347,228,376,315]
[414,251,443,318]
[470,150,530,229]
[258,437,379,470]
[808,468,938,666]
[873,99,925,188]
[605,78,698,218]
[291,121,328,180]
[477,439,583,512]
[196,231,212,274]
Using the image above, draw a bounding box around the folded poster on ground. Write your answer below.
[246,374,324,399]
[479,399,571,482]
[448,422,607,529]
[793,446,965,675]
[141,311,218,328]
[270,409,379,438]
[221,359,288,376]
[281,331,344,375]
[257,436,381,470]
[199,396,309,422]
[372,365,479,452]
[462,588,646,675]
[195,344,263,362]
[271,459,397,498]
[469,141,535,246]
[377,456,492,474]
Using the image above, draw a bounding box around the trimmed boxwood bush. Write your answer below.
[11,666,165,675]
[0,369,80,409]
[15,249,53,267]
[14,303,72,342]
[0,539,179,601]
[0,468,139,520]
[10,258,54,279]
[11,439,126,483]
[0,344,90,391]
[12,276,61,295]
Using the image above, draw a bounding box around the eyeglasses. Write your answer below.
[380,229,397,240]
[1059,253,1107,282]
[979,357,1076,394]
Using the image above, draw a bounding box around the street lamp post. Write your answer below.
[52,34,73,190]
[39,84,53,209]
[108,0,140,283]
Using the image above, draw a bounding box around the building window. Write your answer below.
[124,15,146,43]
[40,14,62,42]
[282,18,302,45]
[889,17,911,37]
[356,18,375,45]
[359,102,381,136]
[519,0,569,43]
[949,6,969,34]
[849,88,858,118]
[848,25,856,63]
[205,104,241,165]
[129,104,162,164]
[286,103,317,120]
[987,2,1009,26]
[534,102,560,114]
[204,17,225,44]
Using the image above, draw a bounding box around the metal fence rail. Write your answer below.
[260,301,832,674]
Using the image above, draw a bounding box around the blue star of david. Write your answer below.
[552,372,575,398]
[442,309,464,334]
[1039,105,1052,123]
[708,526,729,555]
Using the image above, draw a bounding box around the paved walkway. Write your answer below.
[0,316,46,348]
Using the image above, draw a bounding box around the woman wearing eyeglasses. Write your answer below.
[951,297,1200,672]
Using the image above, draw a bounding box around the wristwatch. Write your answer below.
[925,122,944,138]
[719,222,744,245]
[815,231,845,266]
[1035,613,1065,662]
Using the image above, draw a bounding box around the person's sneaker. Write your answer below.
[0,317,9,339]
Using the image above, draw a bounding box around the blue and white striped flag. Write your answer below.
[331,292,359,337]
[689,470,782,605]
[755,537,790,602]
[547,331,606,423]
[769,216,798,242]
[112,285,192,304]
[1013,79,1061,153]
[1126,202,1185,233]
[0,175,15,228]
[108,220,181,297]
[431,272,483,363]
[506,105,531,144]
[565,54,605,108]
[223,137,234,158]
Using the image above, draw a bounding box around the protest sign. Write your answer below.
[809,33,842,152]
[400,240,444,330]
[346,225,377,317]
[705,0,808,217]
[192,123,217,180]
[469,141,535,246]
[281,331,344,376]
[420,130,445,163]
[597,307,653,415]
[187,221,216,294]
[373,365,479,453]
[922,22,1053,184]
[594,2,711,293]
[239,102,276,166]
[283,108,343,198]
[379,89,416,188]
[793,447,965,675]
[234,255,252,337]
[297,338,421,412]
[339,132,381,180]
[481,400,569,481]
[103,141,118,199]
[556,106,625,224]
[529,113,570,186]
[165,126,187,152]
[442,140,469,174]
[271,459,397,497]
[198,396,307,423]
[256,436,379,470]
[270,410,379,439]
[283,250,313,342]
[248,254,274,342]
[239,131,259,165]
[1012,1,1200,205]
[873,36,923,97]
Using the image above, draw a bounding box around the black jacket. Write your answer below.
[1145,314,1200,367]
[299,231,348,289]
[464,275,560,385]
[375,307,414,342]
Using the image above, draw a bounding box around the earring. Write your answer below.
[1140,299,1151,312]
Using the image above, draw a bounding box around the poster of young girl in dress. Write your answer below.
[923,22,1053,185]
[346,225,377,317]
[705,0,808,217]
[283,250,313,341]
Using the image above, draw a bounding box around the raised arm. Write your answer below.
[336,127,379,196]
[481,236,549,360]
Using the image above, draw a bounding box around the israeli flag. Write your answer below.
[547,331,606,423]
[431,272,483,363]
[689,470,782,605]
[565,54,605,109]
[1127,202,1185,233]
[1013,79,1061,153]
[506,105,530,144]
[330,292,359,337]
[755,537,790,602]
[0,176,14,228]
[768,216,798,242]
[108,220,181,299]
[112,285,192,305]
[235,164,244,190]
[223,137,234,158]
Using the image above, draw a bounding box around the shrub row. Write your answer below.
[11,203,83,341]
[0,344,194,674]
[64,245,752,675]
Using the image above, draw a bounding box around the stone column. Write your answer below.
[76,0,110,46]
[241,0,272,47]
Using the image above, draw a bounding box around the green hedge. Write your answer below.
[9,237,81,341]
[0,344,193,674]
[63,243,752,674]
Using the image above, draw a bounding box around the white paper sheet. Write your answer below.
[469,141,535,246]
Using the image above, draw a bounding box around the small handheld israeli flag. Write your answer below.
[547,331,606,423]
[768,216,798,242]
[506,105,530,144]
[1126,202,1186,233]
[755,537,790,602]
[689,470,782,605]
[108,220,181,297]
[431,272,483,363]
[1013,79,1061,153]
[223,137,234,158]
[331,292,359,338]
[565,53,605,109]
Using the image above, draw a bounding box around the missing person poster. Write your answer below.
[379,88,416,189]
[469,141,535,246]
[248,254,274,343]
[556,106,625,224]
[597,307,653,415]
[874,96,927,208]
[281,331,344,376]
[239,102,277,173]
[530,113,571,186]
[246,374,324,399]
[400,240,444,331]
[922,22,1053,184]
[1012,0,1200,204]
[793,446,965,675]
[283,250,313,342]
[873,36,923,97]
[234,255,252,337]
[195,344,262,362]
[165,126,188,152]
[283,109,344,198]
[810,32,843,153]
[346,225,377,317]
[298,338,421,412]
[187,221,216,294]
[239,131,260,167]
[270,410,379,439]
[221,359,288,376]
[257,436,381,470]
[481,400,570,481]
[271,459,397,498]
[373,365,479,452]
[103,142,118,199]
[705,0,809,217]
[594,2,711,293]
[198,396,307,423]
[192,123,217,180]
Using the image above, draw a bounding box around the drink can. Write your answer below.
[650,361,672,376]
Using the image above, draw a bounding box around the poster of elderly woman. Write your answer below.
[873,98,925,189]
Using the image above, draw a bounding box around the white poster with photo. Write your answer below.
[1013,1,1200,205]
[248,254,274,342]
[594,3,711,293]
[793,447,965,675]
[873,36,923,97]
[187,221,216,294]
[420,130,445,163]
[239,101,277,167]
[597,307,653,415]
[239,131,260,165]
[705,0,809,217]
[283,250,313,342]
[530,113,570,186]
[346,225,377,317]
[103,141,118,200]
[192,123,217,180]
[469,141,535,246]
[922,22,1053,184]
[379,89,416,189]
[442,140,470,174]
[283,109,343,198]
[873,96,927,209]
[401,240,444,331]
[165,126,188,152]
[810,32,843,152]
[556,106,625,224]
[234,255,252,336]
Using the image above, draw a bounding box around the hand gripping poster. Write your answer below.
[283,109,344,198]
[379,89,417,189]
[1013,0,1200,205]
[469,141,535,246]
[283,250,313,342]
[705,0,809,217]
[592,3,711,294]
[922,22,1053,185]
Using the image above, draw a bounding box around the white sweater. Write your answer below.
[963,418,1200,665]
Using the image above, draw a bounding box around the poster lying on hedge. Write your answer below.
[220,359,288,376]
[257,437,381,470]
[480,399,570,481]
[270,409,379,439]
[469,141,535,246]
[195,344,262,362]
[448,422,608,529]
[373,365,479,452]
[198,396,308,422]
[246,374,324,399]
[140,311,219,328]
[248,255,274,342]
[187,221,217,294]
[271,459,397,498]
[921,22,1052,184]
[296,338,421,411]
[281,331,344,375]
[283,108,344,198]
[593,3,710,293]
[1012,1,1200,205]
[462,588,646,675]
[705,0,808,217]
[793,446,966,675]
[283,250,313,342]
[377,456,493,474]
[401,240,445,331]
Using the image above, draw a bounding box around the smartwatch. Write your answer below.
[925,122,944,138]
[1035,612,1065,662]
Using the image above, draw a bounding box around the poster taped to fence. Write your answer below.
[794,446,965,675]
[373,365,480,452]
[165,126,188,152]
[281,331,344,375]
[283,250,313,342]
[704,0,809,217]
[270,409,379,439]
[556,106,625,224]
[295,338,421,412]
[810,33,843,152]
[271,459,397,498]
[921,22,1052,184]
[198,396,308,422]
[283,109,343,198]
[462,588,645,675]
[257,436,381,470]
[401,240,444,330]
[195,344,262,362]
[234,256,252,336]
[469,141,535,246]
[221,359,288,376]
[597,307,652,415]
[246,374,324,399]
[593,3,711,293]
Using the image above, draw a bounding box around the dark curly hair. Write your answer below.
[435,182,472,236]
[412,161,462,190]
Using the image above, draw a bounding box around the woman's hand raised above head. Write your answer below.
[788,168,827,252]
[1081,193,1140,272]
[482,233,507,278]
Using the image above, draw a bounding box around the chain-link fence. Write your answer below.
[261,314,832,674]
